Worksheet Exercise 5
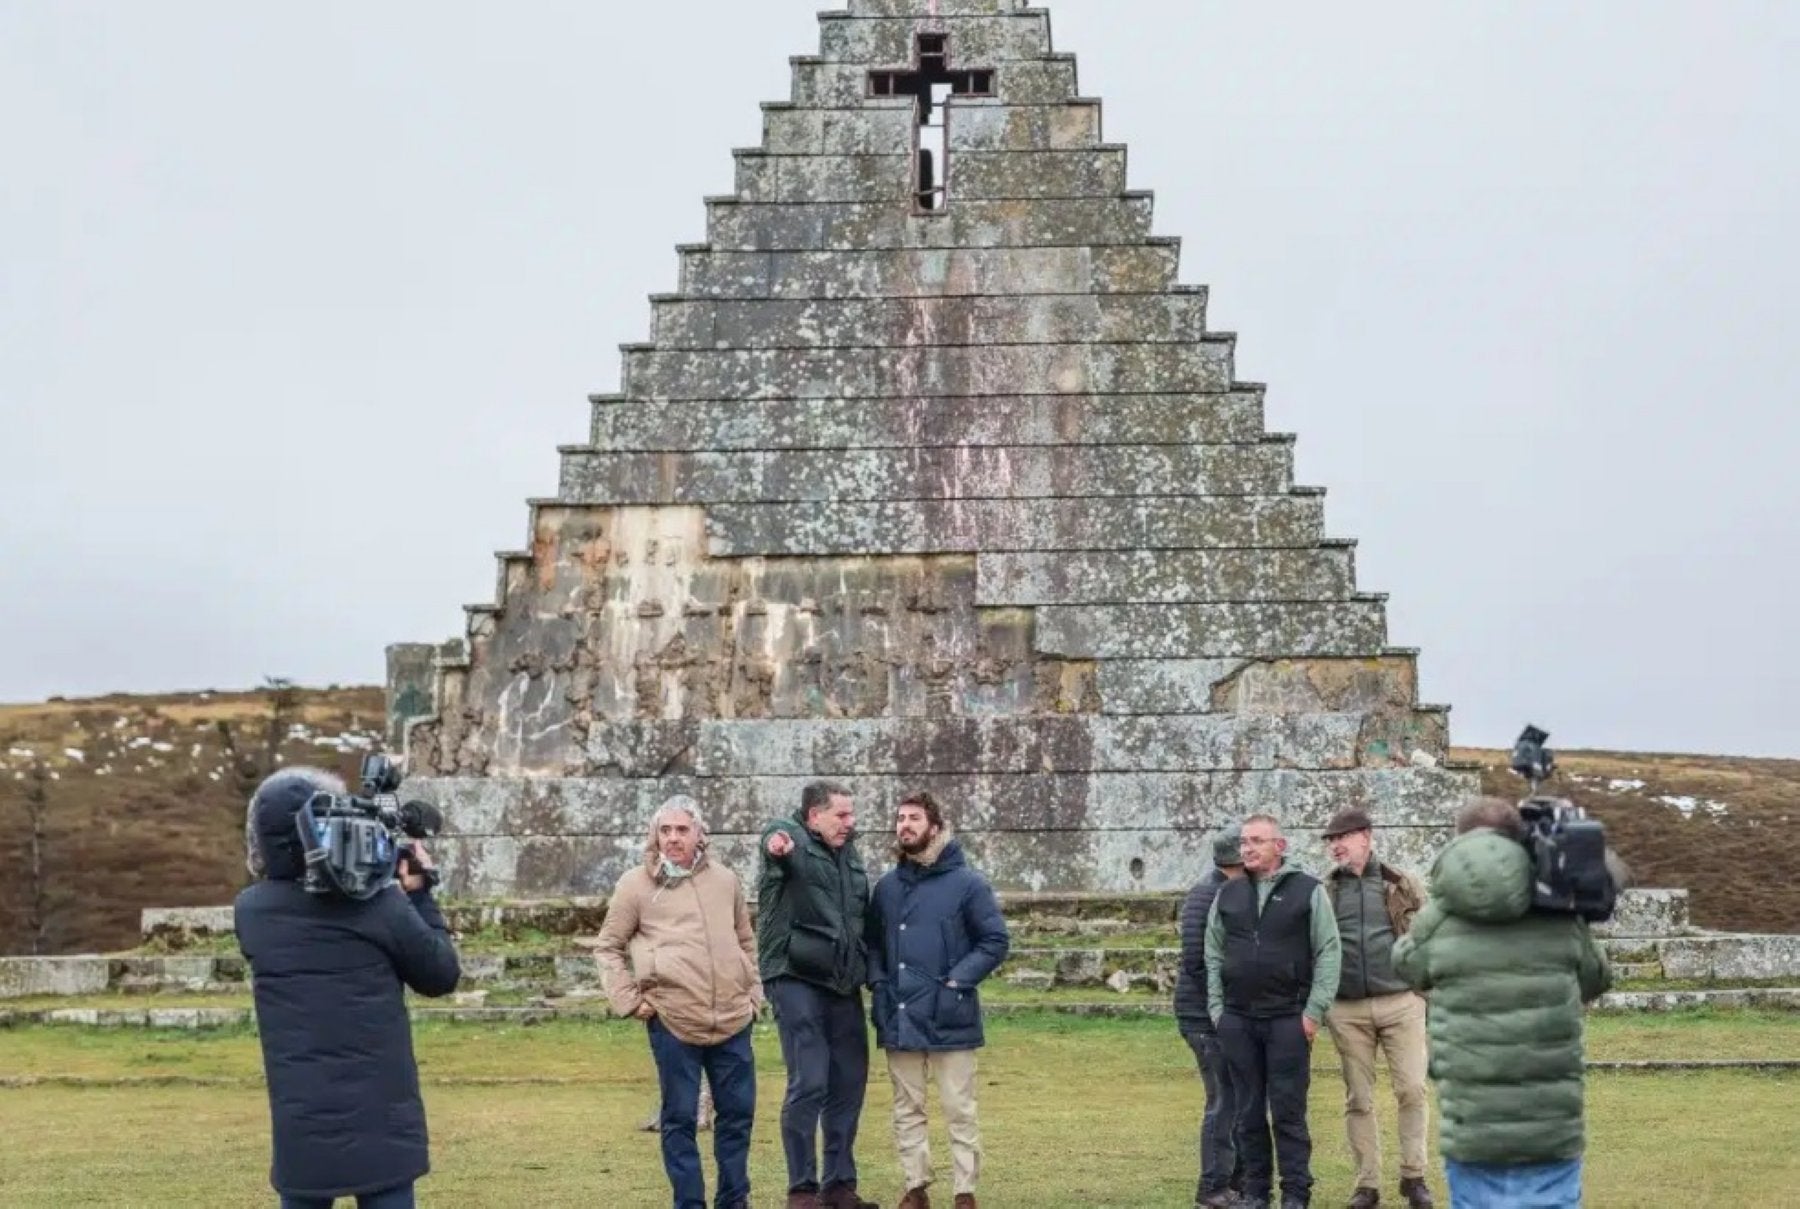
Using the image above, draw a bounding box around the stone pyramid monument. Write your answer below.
[391,0,1478,898]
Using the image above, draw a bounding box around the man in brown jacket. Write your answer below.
[1322,808,1433,1209]
[599,795,762,1209]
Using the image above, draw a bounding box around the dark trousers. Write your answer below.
[648,1018,757,1209]
[1219,1011,1314,1205]
[279,1183,414,1209]
[1184,1031,1244,1198]
[768,976,869,1194]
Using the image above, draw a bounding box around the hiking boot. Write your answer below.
[897,1187,931,1209]
[819,1185,879,1209]
[1348,1190,1381,1208]
[1398,1179,1434,1208]
[1198,1192,1240,1208]
[952,1196,977,1209]
[787,1193,823,1209]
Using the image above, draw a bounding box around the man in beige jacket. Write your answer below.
[598,796,762,1209]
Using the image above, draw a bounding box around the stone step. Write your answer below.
[677,244,1179,301]
[733,147,1130,205]
[707,194,1154,252]
[10,986,1800,1031]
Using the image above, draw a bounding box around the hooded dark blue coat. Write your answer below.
[234,772,461,1200]
[866,836,1010,1052]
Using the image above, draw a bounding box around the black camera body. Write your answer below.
[1510,726,1616,923]
[296,754,444,900]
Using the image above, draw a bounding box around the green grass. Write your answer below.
[1,1014,1797,1206]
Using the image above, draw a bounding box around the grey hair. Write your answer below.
[643,794,708,865]
[244,766,347,876]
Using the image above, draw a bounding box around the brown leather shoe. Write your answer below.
[819,1185,879,1209]
[952,1196,977,1209]
[897,1188,931,1209]
[1348,1190,1381,1209]
[787,1193,822,1209]
[1398,1179,1434,1209]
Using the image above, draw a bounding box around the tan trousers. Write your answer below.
[886,1048,982,1195]
[1326,991,1430,1188]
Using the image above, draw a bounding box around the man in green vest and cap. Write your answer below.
[1321,807,1432,1209]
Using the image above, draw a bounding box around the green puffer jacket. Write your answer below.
[755,811,870,996]
[1392,829,1612,1166]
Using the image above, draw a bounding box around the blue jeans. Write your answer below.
[1219,1012,1314,1205]
[1184,1031,1243,1196]
[279,1183,414,1209]
[768,977,869,1195]
[1445,1158,1582,1208]
[648,1018,757,1209]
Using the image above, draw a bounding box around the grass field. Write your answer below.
[2,1012,1795,1207]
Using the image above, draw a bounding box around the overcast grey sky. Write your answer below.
[2,1,1795,756]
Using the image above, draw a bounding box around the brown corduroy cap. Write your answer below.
[1321,807,1375,839]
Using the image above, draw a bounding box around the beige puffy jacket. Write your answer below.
[596,853,762,1046]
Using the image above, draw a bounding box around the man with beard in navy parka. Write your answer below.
[235,768,461,1208]
[865,792,1010,1209]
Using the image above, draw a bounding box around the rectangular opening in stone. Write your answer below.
[866,33,997,215]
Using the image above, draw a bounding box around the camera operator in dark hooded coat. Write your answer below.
[234,768,462,1209]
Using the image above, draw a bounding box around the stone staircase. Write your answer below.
[4,888,1799,1028]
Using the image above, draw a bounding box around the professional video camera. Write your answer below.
[1510,725,1616,922]
[296,754,444,900]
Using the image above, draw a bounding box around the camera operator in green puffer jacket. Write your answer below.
[1392,798,1613,1209]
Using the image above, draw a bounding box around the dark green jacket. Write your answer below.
[1393,829,1612,1165]
[755,811,871,996]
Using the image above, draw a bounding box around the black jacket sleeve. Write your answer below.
[380,887,462,998]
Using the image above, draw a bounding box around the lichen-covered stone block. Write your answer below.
[816,13,1053,63]
[651,293,1207,349]
[978,548,1352,606]
[706,196,1154,251]
[680,245,1180,299]
[1034,601,1389,660]
[592,393,1265,452]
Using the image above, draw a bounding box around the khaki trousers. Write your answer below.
[1325,991,1430,1187]
[886,1048,982,1195]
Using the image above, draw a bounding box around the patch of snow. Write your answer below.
[150,741,174,753]
[112,717,128,730]
[190,744,204,758]
[1608,779,1646,792]
[209,770,222,781]
[1656,795,1730,820]
[7,746,34,759]
[64,748,85,763]
[128,737,153,749]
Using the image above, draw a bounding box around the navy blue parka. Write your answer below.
[866,834,1010,1052]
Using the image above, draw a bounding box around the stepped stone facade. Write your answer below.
[390,0,1477,898]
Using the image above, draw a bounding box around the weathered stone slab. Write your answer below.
[141,906,234,942]
[1594,888,1691,938]
[706,196,1154,250]
[705,495,1324,556]
[1035,602,1388,660]
[429,823,1461,897]
[1095,660,1247,714]
[978,548,1353,606]
[560,444,1285,505]
[584,713,1368,778]
[815,12,1053,62]
[619,341,1232,401]
[947,103,1102,152]
[1658,934,1800,981]
[651,293,1207,348]
[0,957,111,1000]
[736,149,1127,204]
[762,107,917,156]
[1597,988,1800,1013]
[591,392,1264,452]
[793,59,1077,106]
[415,765,1477,838]
[847,0,1026,16]
[680,245,1180,299]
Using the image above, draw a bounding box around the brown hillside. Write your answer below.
[1,687,1794,954]
[0,685,385,956]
